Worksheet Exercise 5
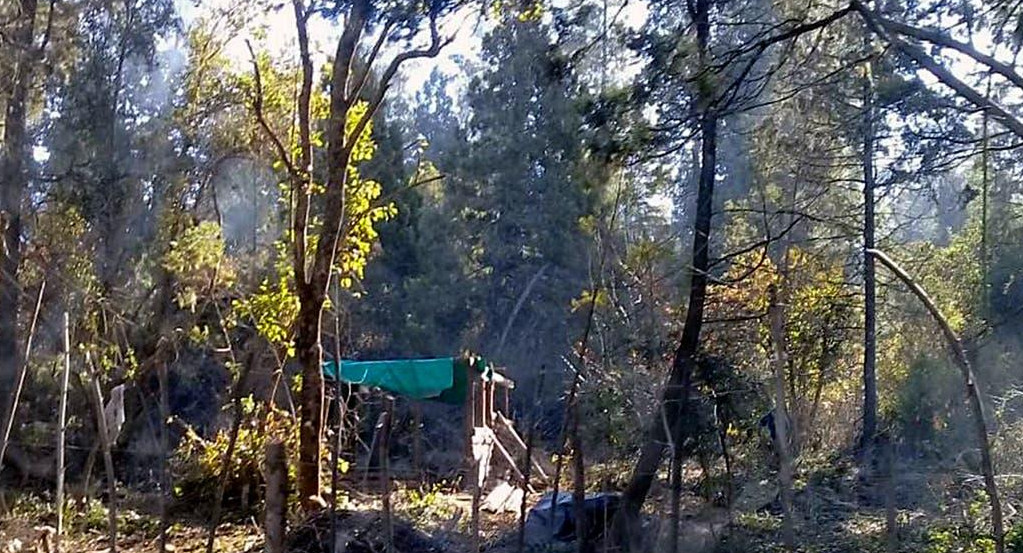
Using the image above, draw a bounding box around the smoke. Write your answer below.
[213,157,281,257]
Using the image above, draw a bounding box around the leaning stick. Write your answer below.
[867,248,1004,553]
[0,280,45,475]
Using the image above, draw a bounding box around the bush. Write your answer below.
[1006,523,1023,553]
[890,356,967,448]
[172,399,299,513]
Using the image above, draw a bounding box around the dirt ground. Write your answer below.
[0,455,1000,553]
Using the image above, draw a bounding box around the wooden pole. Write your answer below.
[488,381,496,427]
[86,352,118,553]
[0,280,45,475]
[464,363,473,460]
[868,248,1004,553]
[157,361,171,552]
[381,395,394,553]
[264,439,287,553]
[471,445,481,553]
[412,403,422,476]
[466,361,481,553]
[768,285,796,550]
[55,310,70,553]
[330,278,345,553]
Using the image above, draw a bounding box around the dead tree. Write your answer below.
[867,248,1004,553]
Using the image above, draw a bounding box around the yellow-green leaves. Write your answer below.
[345,101,377,163]
[334,101,397,288]
[163,221,234,311]
[231,242,300,357]
[571,288,609,313]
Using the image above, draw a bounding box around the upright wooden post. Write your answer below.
[464,363,473,460]
[264,439,287,553]
[157,361,171,552]
[381,396,394,553]
[488,381,496,427]
[87,353,117,553]
[480,381,488,427]
[465,360,481,553]
[470,434,482,553]
[412,403,422,476]
[55,311,70,553]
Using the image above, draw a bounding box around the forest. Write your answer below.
[1,0,1022,551]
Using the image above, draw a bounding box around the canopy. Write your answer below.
[323,356,492,405]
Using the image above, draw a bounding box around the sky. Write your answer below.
[173,0,649,98]
[163,0,1014,223]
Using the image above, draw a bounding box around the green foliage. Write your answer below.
[172,403,302,511]
[1005,523,1023,553]
[334,101,398,288]
[926,527,996,553]
[924,490,998,553]
[163,221,235,311]
[231,239,299,355]
[394,482,457,524]
[889,356,961,444]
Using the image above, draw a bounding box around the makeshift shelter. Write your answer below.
[322,354,546,492]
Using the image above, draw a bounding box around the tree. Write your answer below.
[0,0,43,425]
[617,0,855,538]
[249,0,459,510]
[861,41,878,450]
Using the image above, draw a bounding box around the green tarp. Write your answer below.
[322,356,492,405]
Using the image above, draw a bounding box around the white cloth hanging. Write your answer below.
[103,384,125,446]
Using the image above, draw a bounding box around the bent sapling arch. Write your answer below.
[867,248,1004,553]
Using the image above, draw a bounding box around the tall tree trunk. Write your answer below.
[296,294,325,510]
[618,35,718,542]
[860,51,878,451]
[276,0,443,511]
[0,0,38,410]
[292,0,366,511]
[980,77,991,311]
